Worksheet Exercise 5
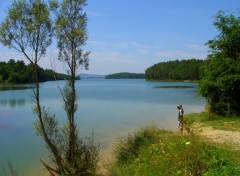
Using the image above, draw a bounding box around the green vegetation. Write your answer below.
[0,59,73,84]
[198,10,240,115]
[0,0,99,175]
[105,72,145,79]
[0,84,34,91]
[145,59,205,81]
[108,125,240,176]
[185,112,240,131]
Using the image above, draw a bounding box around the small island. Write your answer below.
[105,72,145,79]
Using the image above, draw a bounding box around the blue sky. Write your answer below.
[0,0,240,75]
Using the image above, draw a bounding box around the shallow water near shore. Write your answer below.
[0,79,205,175]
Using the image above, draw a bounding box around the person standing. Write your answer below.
[176,105,184,134]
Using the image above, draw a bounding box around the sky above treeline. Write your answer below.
[0,0,239,75]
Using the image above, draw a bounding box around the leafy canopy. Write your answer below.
[0,0,53,63]
[199,10,240,115]
[206,10,240,61]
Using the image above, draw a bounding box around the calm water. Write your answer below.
[0,79,205,175]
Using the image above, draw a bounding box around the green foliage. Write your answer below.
[54,0,90,73]
[145,59,205,81]
[113,126,162,166]
[199,10,240,115]
[1,0,98,176]
[0,0,53,64]
[0,59,71,83]
[34,108,99,176]
[33,1,98,175]
[0,59,30,83]
[105,72,145,79]
[206,10,240,60]
[198,57,240,115]
[184,112,240,131]
[108,126,240,176]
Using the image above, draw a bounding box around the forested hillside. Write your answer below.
[0,59,73,83]
[145,59,206,81]
[105,72,145,79]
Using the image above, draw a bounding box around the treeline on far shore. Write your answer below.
[105,72,145,79]
[0,59,74,84]
[105,59,206,81]
[145,59,206,81]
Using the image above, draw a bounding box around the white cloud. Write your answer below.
[90,51,139,64]
[155,50,207,60]
[0,49,27,62]
[88,40,106,49]
[112,41,161,50]
[185,44,206,50]
[87,11,106,17]
[86,50,150,74]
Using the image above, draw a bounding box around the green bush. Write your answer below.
[199,10,240,116]
[198,57,240,116]
[113,126,163,166]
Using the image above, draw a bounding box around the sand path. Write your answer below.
[191,125,240,149]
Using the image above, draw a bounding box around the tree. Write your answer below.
[0,0,63,174]
[198,10,240,115]
[145,59,205,81]
[35,0,98,175]
[1,0,98,175]
[0,0,98,176]
[206,10,240,61]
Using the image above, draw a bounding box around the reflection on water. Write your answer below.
[0,80,206,175]
[0,123,19,132]
[0,99,26,108]
[0,84,34,91]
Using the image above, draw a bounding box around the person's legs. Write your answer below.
[176,121,180,128]
[179,118,183,134]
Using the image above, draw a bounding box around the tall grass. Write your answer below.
[108,125,240,176]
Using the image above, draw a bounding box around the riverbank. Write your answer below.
[3,111,239,175]
[184,112,240,149]
[106,112,240,175]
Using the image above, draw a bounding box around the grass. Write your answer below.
[184,112,240,131]
[107,125,240,176]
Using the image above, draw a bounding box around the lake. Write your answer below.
[0,79,205,175]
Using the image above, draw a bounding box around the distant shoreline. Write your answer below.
[0,84,34,91]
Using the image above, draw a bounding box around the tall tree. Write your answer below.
[54,1,90,163]
[199,10,240,115]
[0,0,64,174]
[35,0,98,175]
[1,0,98,175]
[206,10,240,60]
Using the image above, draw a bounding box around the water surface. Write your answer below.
[0,79,205,175]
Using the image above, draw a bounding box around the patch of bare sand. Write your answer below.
[193,126,240,149]
[98,146,115,175]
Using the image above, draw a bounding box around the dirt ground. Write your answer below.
[189,125,240,149]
